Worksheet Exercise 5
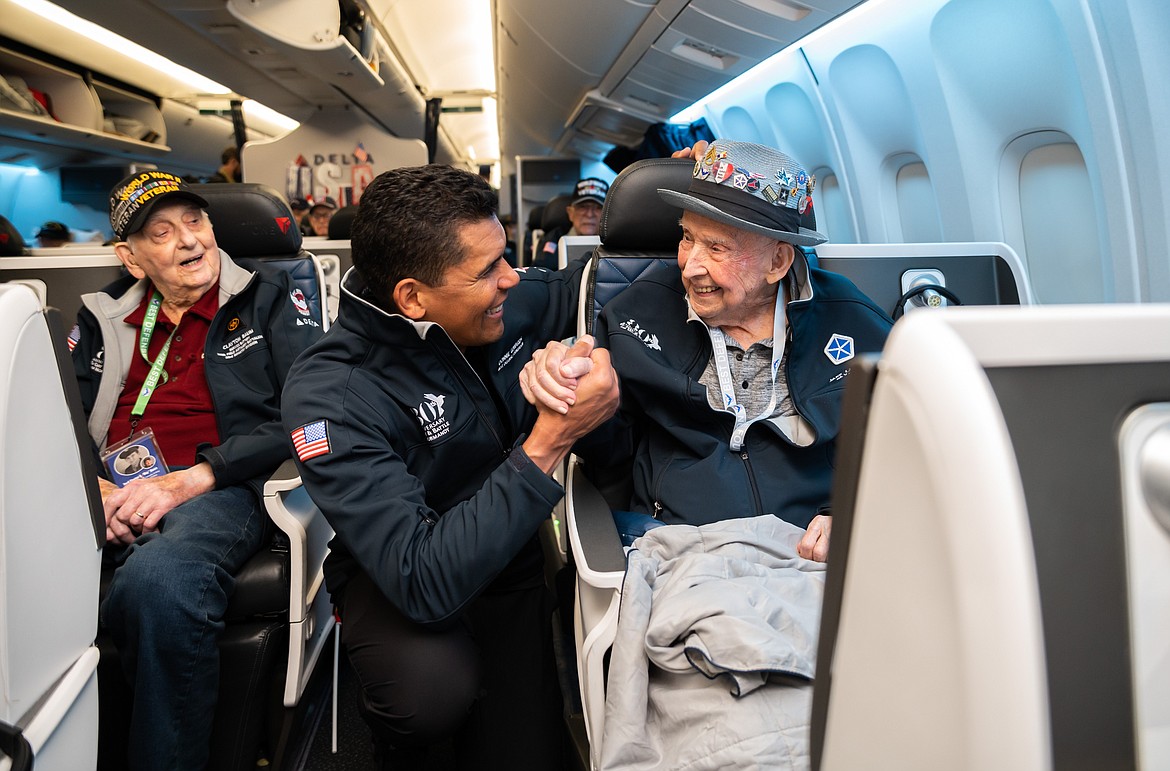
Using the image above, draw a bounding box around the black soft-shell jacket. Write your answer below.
[597,258,893,529]
[71,252,323,496]
[282,262,587,627]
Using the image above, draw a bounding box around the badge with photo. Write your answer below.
[101,428,169,486]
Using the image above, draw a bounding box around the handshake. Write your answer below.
[516,335,620,475]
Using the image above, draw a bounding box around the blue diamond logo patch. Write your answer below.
[824,333,854,365]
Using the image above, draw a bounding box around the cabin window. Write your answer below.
[814,170,855,244]
[1001,133,1103,304]
[891,157,943,243]
[1018,141,1103,303]
[720,106,765,145]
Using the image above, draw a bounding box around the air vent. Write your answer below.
[670,40,738,71]
[735,0,812,22]
[622,94,660,112]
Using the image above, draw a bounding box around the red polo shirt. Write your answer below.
[107,282,222,468]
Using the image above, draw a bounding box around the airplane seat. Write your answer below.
[0,215,25,256]
[96,183,335,771]
[327,204,358,240]
[524,203,544,267]
[0,284,104,770]
[812,305,1170,771]
[564,156,692,768]
[533,193,574,268]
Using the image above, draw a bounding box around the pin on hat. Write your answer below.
[109,171,208,241]
[571,178,608,207]
[658,139,826,246]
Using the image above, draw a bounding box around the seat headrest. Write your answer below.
[0,214,25,256]
[187,183,302,258]
[540,194,573,232]
[599,157,693,251]
[328,205,358,240]
[526,204,544,231]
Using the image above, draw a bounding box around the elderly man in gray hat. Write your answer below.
[522,139,893,561]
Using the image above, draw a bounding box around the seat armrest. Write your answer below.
[264,458,302,495]
[566,456,627,588]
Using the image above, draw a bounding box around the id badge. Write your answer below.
[102,428,169,487]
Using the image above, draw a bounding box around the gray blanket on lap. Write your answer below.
[600,515,826,771]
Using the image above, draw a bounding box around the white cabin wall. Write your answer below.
[685,0,1170,304]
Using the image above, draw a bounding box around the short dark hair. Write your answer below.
[221,146,239,165]
[351,165,498,309]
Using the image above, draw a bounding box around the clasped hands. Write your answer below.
[519,335,830,562]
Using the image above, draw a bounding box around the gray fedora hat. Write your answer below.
[658,139,827,247]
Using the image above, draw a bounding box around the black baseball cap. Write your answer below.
[109,171,208,241]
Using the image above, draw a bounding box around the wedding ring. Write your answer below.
[133,511,145,519]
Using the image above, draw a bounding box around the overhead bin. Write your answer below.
[0,42,170,166]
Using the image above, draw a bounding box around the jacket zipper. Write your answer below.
[739,448,764,517]
[434,343,508,458]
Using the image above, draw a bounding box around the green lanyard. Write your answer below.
[130,291,177,423]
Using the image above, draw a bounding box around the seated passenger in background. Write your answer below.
[289,196,311,234]
[282,164,619,769]
[534,176,608,268]
[305,196,337,236]
[36,220,71,247]
[69,170,322,770]
[523,139,894,559]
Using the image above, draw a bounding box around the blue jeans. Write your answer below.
[100,485,267,771]
[613,509,667,547]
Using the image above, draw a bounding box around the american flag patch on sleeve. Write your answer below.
[291,420,331,461]
[67,324,81,353]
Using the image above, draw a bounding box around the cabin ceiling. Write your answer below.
[6,0,866,170]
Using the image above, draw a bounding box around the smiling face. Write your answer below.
[413,217,517,350]
[677,210,794,340]
[115,199,220,307]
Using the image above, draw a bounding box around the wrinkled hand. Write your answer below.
[670,140,710,161]
[797,514,831,562]
[519,335,598,414]
[523,346,620,474]
[101,462,216,544]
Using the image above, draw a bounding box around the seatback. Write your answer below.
[580,157,692,336]
[188,182,329,330]
[0,284,103,769]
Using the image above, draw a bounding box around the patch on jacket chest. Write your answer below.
[823,333,854,365]
[413,392,451,441]
[619,318,661,351]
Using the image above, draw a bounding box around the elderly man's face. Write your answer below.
[567,200,603,236]
[117,201,220,304]
[677,211,792,332]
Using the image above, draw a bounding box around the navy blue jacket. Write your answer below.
[596,259,893,528]
[71,252,323,496]
[282,263,587,627]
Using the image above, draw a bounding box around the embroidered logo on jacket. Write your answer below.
[413,393,451,441]
[290,288,310,316]
[291,420,331,461]
[824,333,855,365]
[619,318,661,351]
[218,327,264,360]
[497,337,524,372]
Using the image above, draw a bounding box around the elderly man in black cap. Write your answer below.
[67,169,321,770]
[534,176,610,268]
[522,139,893,560]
